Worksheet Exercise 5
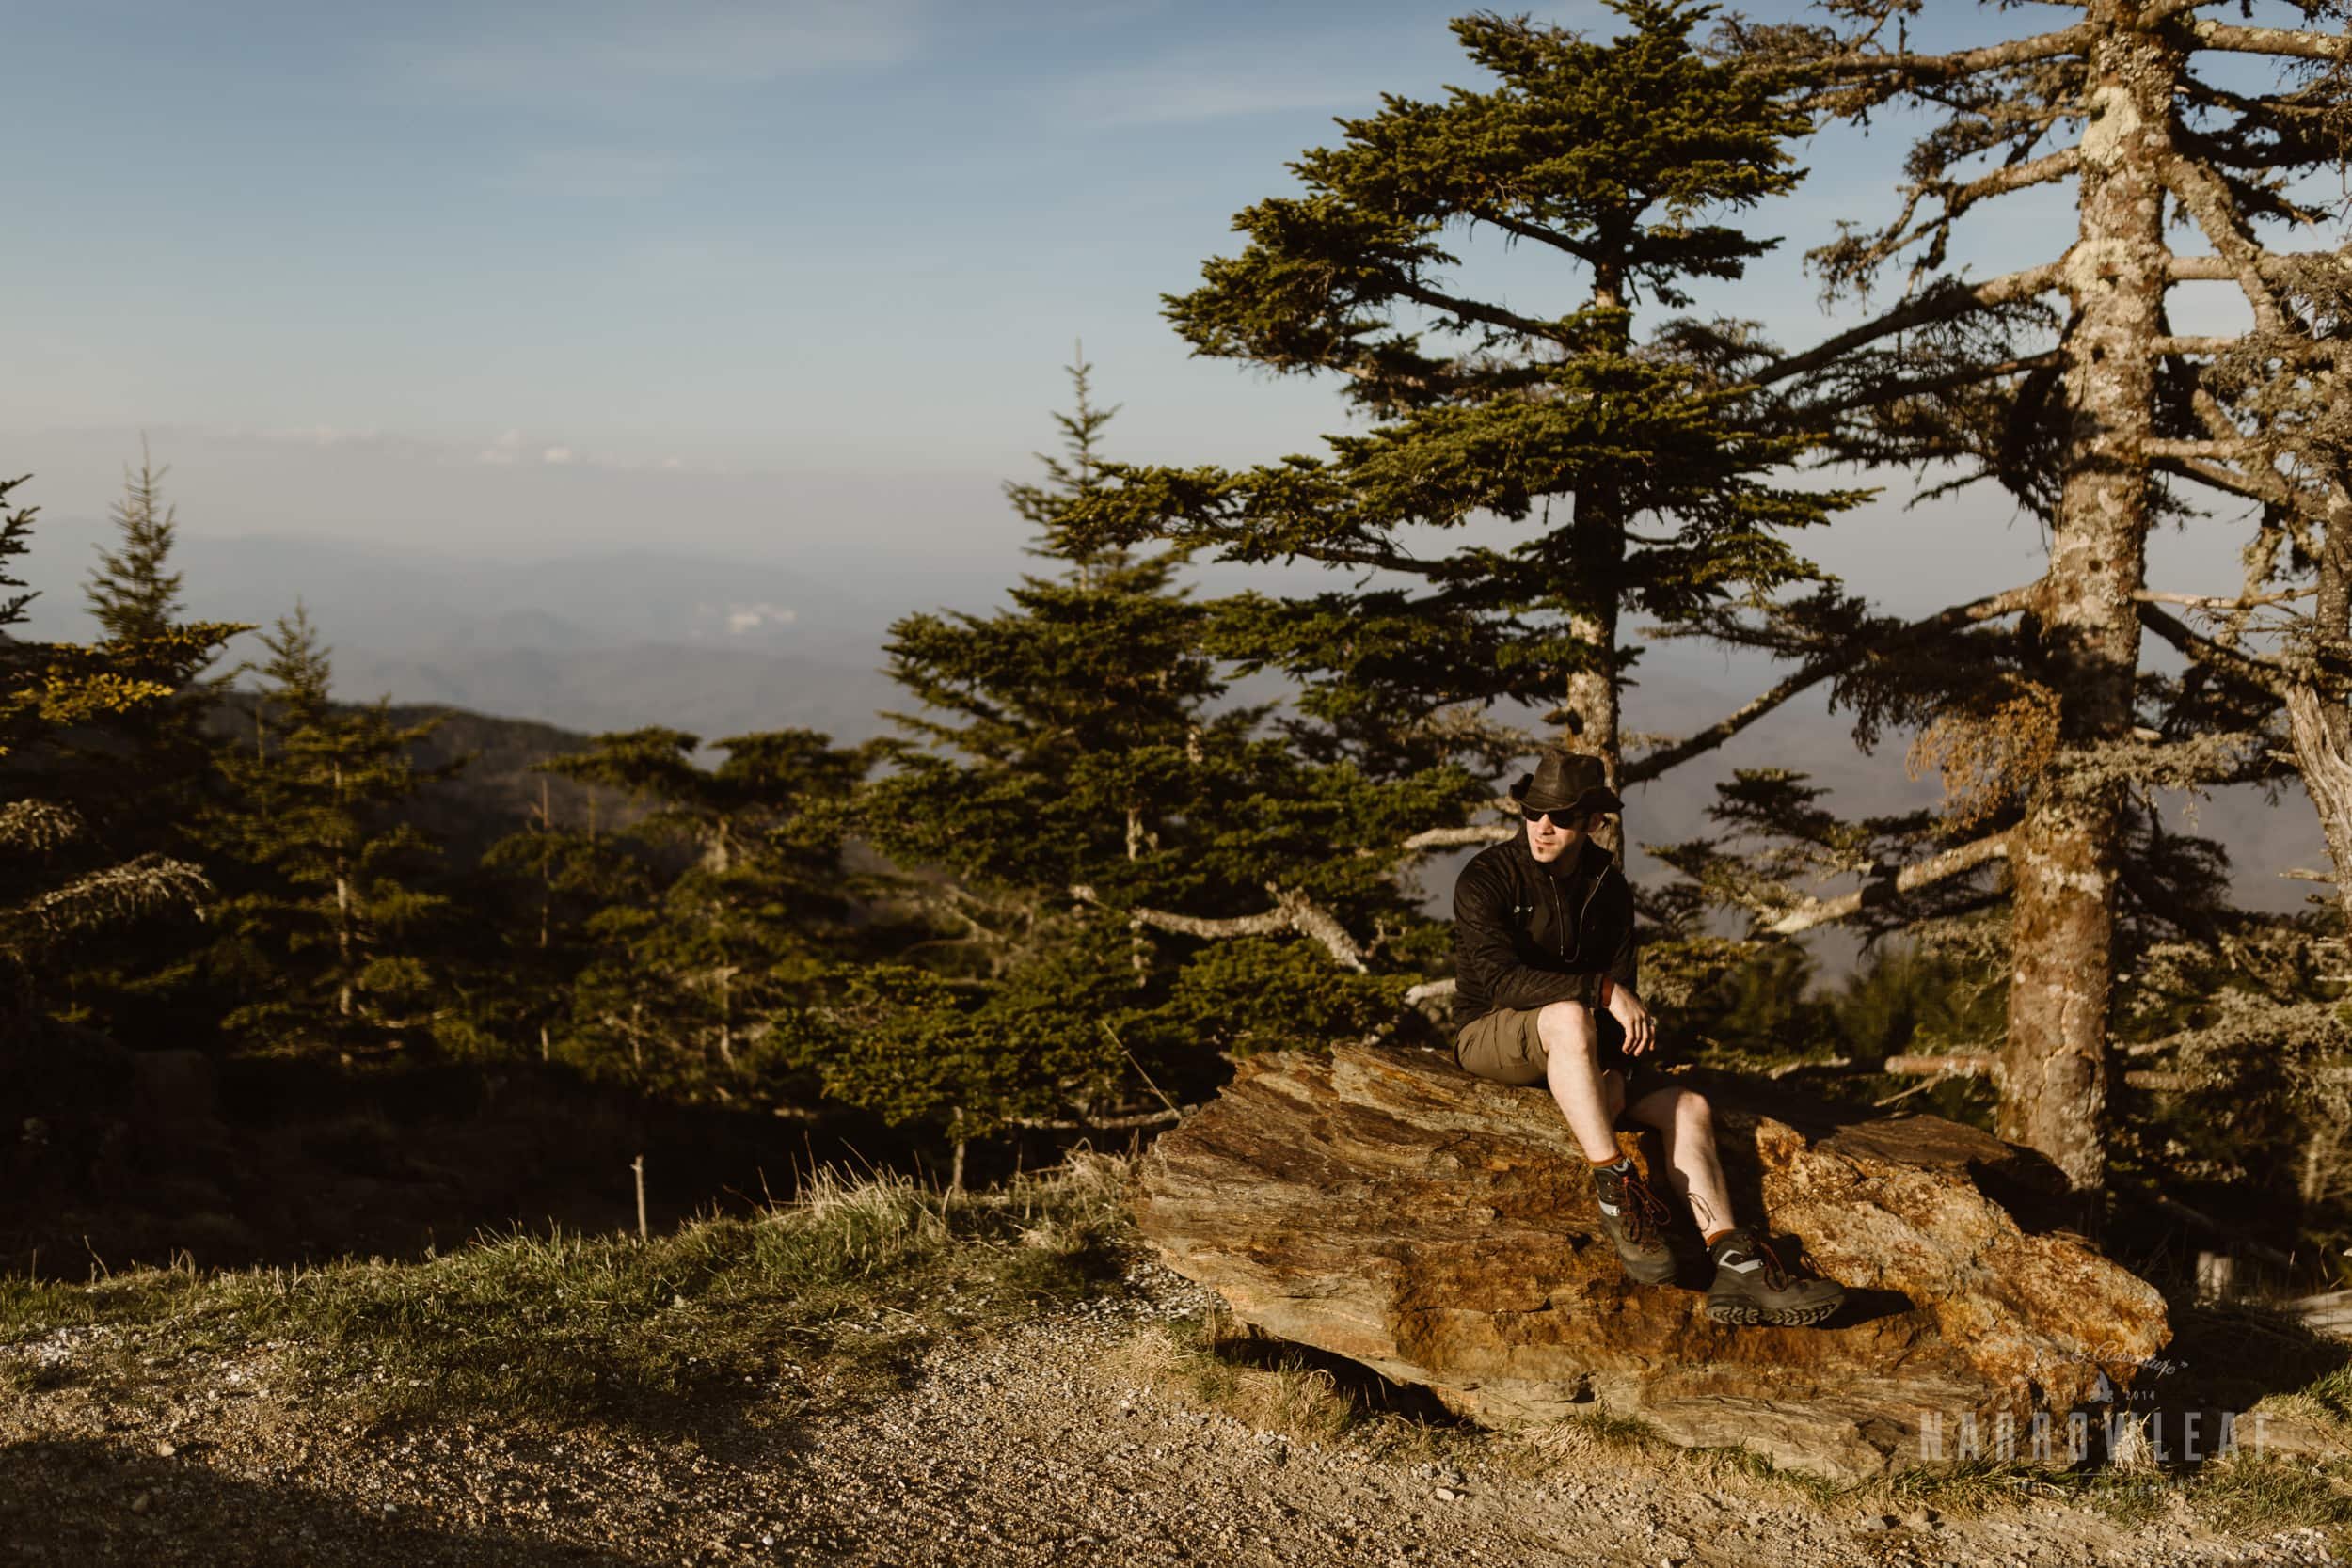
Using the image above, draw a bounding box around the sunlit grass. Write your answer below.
[1,1153,1134,1431]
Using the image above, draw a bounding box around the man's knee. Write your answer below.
[1535,1000,1597,1055]
[1634,1084,1714,1132]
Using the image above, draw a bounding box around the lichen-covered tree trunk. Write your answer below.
[1997,7,2176,1195]
[2286,683,2352,927]
[2288,491,2352,929]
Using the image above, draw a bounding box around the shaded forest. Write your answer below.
[9,0,2352,1300]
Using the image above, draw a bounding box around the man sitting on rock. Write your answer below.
[1451,748,1845,1327]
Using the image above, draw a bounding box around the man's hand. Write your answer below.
[1606,982,1656,1056]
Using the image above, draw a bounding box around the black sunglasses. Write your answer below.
[1521,807,1590,827]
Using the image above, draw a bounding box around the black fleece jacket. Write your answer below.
[1450,834,1637,1033]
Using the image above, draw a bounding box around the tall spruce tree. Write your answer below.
[845,356,1476,1145]
[58,450,249,1040]
[204,606,453,1055]
[1718,0,2352,1194]
[0,475,212,1044]
[1081,1,1860,823]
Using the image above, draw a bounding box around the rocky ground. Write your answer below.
[0,1262,2340,1568]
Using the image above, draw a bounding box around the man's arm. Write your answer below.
[1454,862,1602,1013]
[1604,872,1638,994]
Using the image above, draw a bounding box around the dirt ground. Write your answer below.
[0,1265,2340,1568]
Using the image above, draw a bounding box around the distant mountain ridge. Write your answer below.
[23,524,2330,919]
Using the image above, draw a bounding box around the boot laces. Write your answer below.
[1617,1168,1674,1245]
[1742,1234,1794,1291]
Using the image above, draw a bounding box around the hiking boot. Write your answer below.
[1705,1228,1846,1327]
[1592,1161,1677,1285]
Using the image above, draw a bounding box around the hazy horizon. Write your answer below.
[7,0,2280,594]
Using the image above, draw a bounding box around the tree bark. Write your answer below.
[2286,483,2352,929]
[1565,268,1629,856]
[2285,682,2352,929]
[1998,5,2176,1196]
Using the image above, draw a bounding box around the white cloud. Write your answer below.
[724,603,796,635]
[540,445,576,466]
[477,428,524,465]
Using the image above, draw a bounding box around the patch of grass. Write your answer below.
[2190,1453,2352,1549]
[1106,1307,1469,1458]
[2306,1366,2352,1425]
[1,1152,1136,1434]
[0,1269,197,1339]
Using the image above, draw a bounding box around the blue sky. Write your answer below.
[0,0,2290,614]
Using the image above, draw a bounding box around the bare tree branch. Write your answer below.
[2137,601,2296,696]
[1622,583,2040,786]
[1762,831,2014,937]
[2133,587,2310,609]
[1806,23,2093,83]
[2160,148,2290,333]
[1754,264,2066,390]
[1403,822,1514,850]
[1391,277,1579,350]
[2169,252,2352,283]
[2156,454,2297,508]
[1883,1053,1998,1078]
[1797,352,2059,422]
[1010,1106,1189,1132]
[1069,882,1371,973]
[2153,334,2336,360]
[2147,437,2262,460]
[2188,17,2352,63]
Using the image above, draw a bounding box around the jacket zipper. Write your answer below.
[1577,865,1611,948]
[1536,858,1613,966]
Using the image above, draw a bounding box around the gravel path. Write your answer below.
[0,1264,2339,1568]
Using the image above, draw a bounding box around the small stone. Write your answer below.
[1434,1487,1458,1502]
[153,1441,176,1458]
[129,1492,151,1514]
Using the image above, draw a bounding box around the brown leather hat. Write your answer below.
[1507,749,1624,817]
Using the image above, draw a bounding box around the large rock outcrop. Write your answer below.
[1135,1043,2170,1480]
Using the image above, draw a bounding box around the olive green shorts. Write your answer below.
[1454,1004,1645,1092]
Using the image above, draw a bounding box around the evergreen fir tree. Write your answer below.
[0,475,211,1044]
[87,443,186,646]
[1079,2,1861,816]
[204,605,453,1056]
[843,356,1478,1147]
[56,450,248,1041]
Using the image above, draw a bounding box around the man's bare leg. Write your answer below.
[1627,1084,1735,1240]
[1534,1001,1621,1162]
